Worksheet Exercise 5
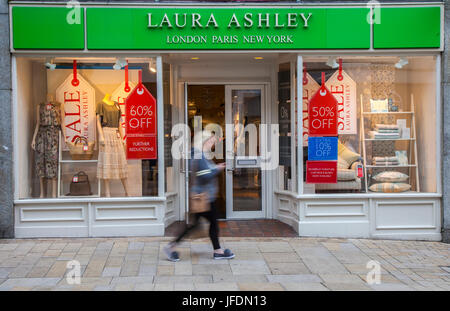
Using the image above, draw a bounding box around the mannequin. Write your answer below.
[31,94,65,198]
[96,93,129,197]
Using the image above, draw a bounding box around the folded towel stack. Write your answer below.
[373,156,399,166]
[375,124,399,130]
[369,131,401,140]
[369,124,401,139]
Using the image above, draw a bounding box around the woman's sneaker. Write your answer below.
[214,249,235,260]
[163,244,180,262]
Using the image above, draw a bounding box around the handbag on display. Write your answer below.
[67,171,92,196]
[67,136,94,160]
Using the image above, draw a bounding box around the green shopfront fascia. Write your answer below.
[9,3,444,240]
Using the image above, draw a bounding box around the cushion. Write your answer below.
[338,142,361,167]
[369,183,411,193]
[337,169,357,181]
[337,157,350,169]
[372,171,408,183]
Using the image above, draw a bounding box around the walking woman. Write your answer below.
[164,130,235,262]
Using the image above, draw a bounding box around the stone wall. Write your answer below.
[0,0,13,238]
[443,0,450,243]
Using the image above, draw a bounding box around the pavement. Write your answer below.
[0,236,449,291]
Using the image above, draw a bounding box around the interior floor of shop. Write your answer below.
[165,219,298,238]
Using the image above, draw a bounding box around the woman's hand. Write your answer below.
[216,162,226,171]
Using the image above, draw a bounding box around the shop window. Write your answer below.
[278,62,291,191]
[15,57,159,199]
[302,56,437,194]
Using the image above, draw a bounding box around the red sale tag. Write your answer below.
[46,103,52,111]
[125,81,157,159]
[306,160,337,184]
[308,84,338,137]
[356,164,364,178]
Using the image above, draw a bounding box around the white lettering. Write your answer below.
[228,13,241,28]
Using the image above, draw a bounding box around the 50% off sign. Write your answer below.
[308,85,338,137]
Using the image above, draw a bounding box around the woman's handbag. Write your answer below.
[67,137,94,160]
[67,171,92,196]
[189,158,211,214]
[189,192,210,214]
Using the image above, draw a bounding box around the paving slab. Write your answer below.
[238,282,284,291]
[262,252,301,263]
[230,261,270,275]
[213,274,268,283]
[192,264,232,275]
[0,278,61,290]
[324,282,371,291]
[195,282,239,291]
[154,275,212,284]
[102,266,122,277]
[282,282,329,291]
[258,242,293,253]
[268,262,310,275]
[266,274,322,283]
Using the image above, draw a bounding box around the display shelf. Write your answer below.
[364,138,415,141]
[362,111,413,115]
[60,159,98,163]
[360,94,420,193]
[366,164,416,168]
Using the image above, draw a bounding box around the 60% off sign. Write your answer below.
[125,84,157,160]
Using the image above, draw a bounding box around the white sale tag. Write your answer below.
[72,176,78,183]
[83,145,88,151]
[56,73,96,150]
[325,70,357,135]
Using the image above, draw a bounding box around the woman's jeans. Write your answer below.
[173,201,221,250]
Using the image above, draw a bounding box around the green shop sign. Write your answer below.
[11,6,441,50]
[88,8,370,49]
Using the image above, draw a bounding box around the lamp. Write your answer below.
[113,58,127,70]
[149,59,156,73]
[326,56,339,69]
[395,57,409,69]
[45,58,56,70]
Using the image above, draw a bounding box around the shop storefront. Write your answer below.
[7,2,444,240]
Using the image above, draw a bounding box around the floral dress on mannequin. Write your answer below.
[35,102,61,178]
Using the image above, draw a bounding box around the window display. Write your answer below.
[96,94,129,197]
[16,57,159,199]
[303,56,437,194]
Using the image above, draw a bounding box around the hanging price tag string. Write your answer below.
[319,72,327,96]
[137,70,144,95]
[124,60,131,92]
[71,60,79,87]
[337,58,343,81]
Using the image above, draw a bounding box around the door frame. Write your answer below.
[225,84,267,219]
[177,81,271,220]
